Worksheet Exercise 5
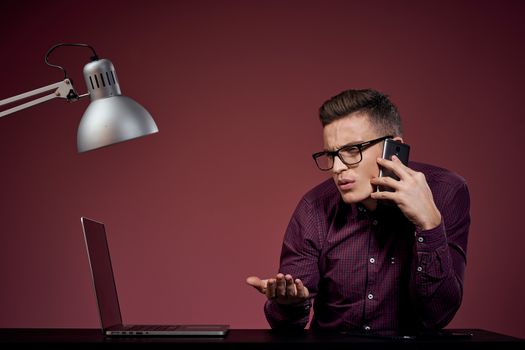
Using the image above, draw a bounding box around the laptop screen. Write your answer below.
[81,217,123,330]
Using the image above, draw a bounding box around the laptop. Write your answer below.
[81,216,229,337]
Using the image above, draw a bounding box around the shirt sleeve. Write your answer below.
[410,180,470,329]
[264,197,321,330]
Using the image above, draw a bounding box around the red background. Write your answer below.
[1,0,524,338]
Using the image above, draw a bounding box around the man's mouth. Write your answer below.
[337,178,356,191]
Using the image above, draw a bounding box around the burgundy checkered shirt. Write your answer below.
[264,162,470,332]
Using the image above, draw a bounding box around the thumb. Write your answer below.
[246,276,267,294]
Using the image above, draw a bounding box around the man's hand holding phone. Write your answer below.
[246,273,309,305]
[371,155,442,231]
[376,139,410,192]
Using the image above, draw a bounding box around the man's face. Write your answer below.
[322,113,385,205]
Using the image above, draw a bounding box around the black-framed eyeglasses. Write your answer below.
[312,135,393,171]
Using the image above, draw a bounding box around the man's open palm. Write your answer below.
[246,273,309,305]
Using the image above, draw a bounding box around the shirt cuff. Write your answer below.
[265,299,311,319]
[414,220,447,252]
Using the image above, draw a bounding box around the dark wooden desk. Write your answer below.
[0,328,523,349]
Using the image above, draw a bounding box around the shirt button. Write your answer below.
[418,237,424,243]
[364,326,371,331]
[369,258,375,264]
[372,220,378,226]
[417,266,423,272]
[368,293,374,300]
[390,257,395,264]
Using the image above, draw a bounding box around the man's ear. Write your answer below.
[393,136,404,143]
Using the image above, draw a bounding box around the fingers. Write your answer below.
[276,273,286,297]
[245,276,264,291]
[370,190,396,201]
[266,279,276,299]
[285,274,296,297]
[251,273,307,303]
[246,276,269,295]
[377,156,410,179]
[295,279,309,299]
[391,155,417,175]
[370,175,400,190]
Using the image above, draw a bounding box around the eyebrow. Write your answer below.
[325,140,365,152]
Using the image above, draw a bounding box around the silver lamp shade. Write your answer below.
[77,59,158,153]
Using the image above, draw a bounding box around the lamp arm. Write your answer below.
[0,79,87,118]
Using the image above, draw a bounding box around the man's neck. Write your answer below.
[361,197,378,212]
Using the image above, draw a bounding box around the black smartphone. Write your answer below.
[377,138,410,192]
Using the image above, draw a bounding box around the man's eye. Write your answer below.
[340,147,359,155]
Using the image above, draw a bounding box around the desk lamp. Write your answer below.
[0,43,159,153]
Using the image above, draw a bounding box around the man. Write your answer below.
[246,89,470,332]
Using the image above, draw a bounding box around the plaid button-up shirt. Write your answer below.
[264,162,470,332]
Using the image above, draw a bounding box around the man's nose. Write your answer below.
[331,155,348,174]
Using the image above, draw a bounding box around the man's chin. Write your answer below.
[339,190,370,204]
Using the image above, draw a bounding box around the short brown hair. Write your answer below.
[319,89,403,136]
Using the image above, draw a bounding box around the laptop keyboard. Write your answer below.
[123,325,180,331]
